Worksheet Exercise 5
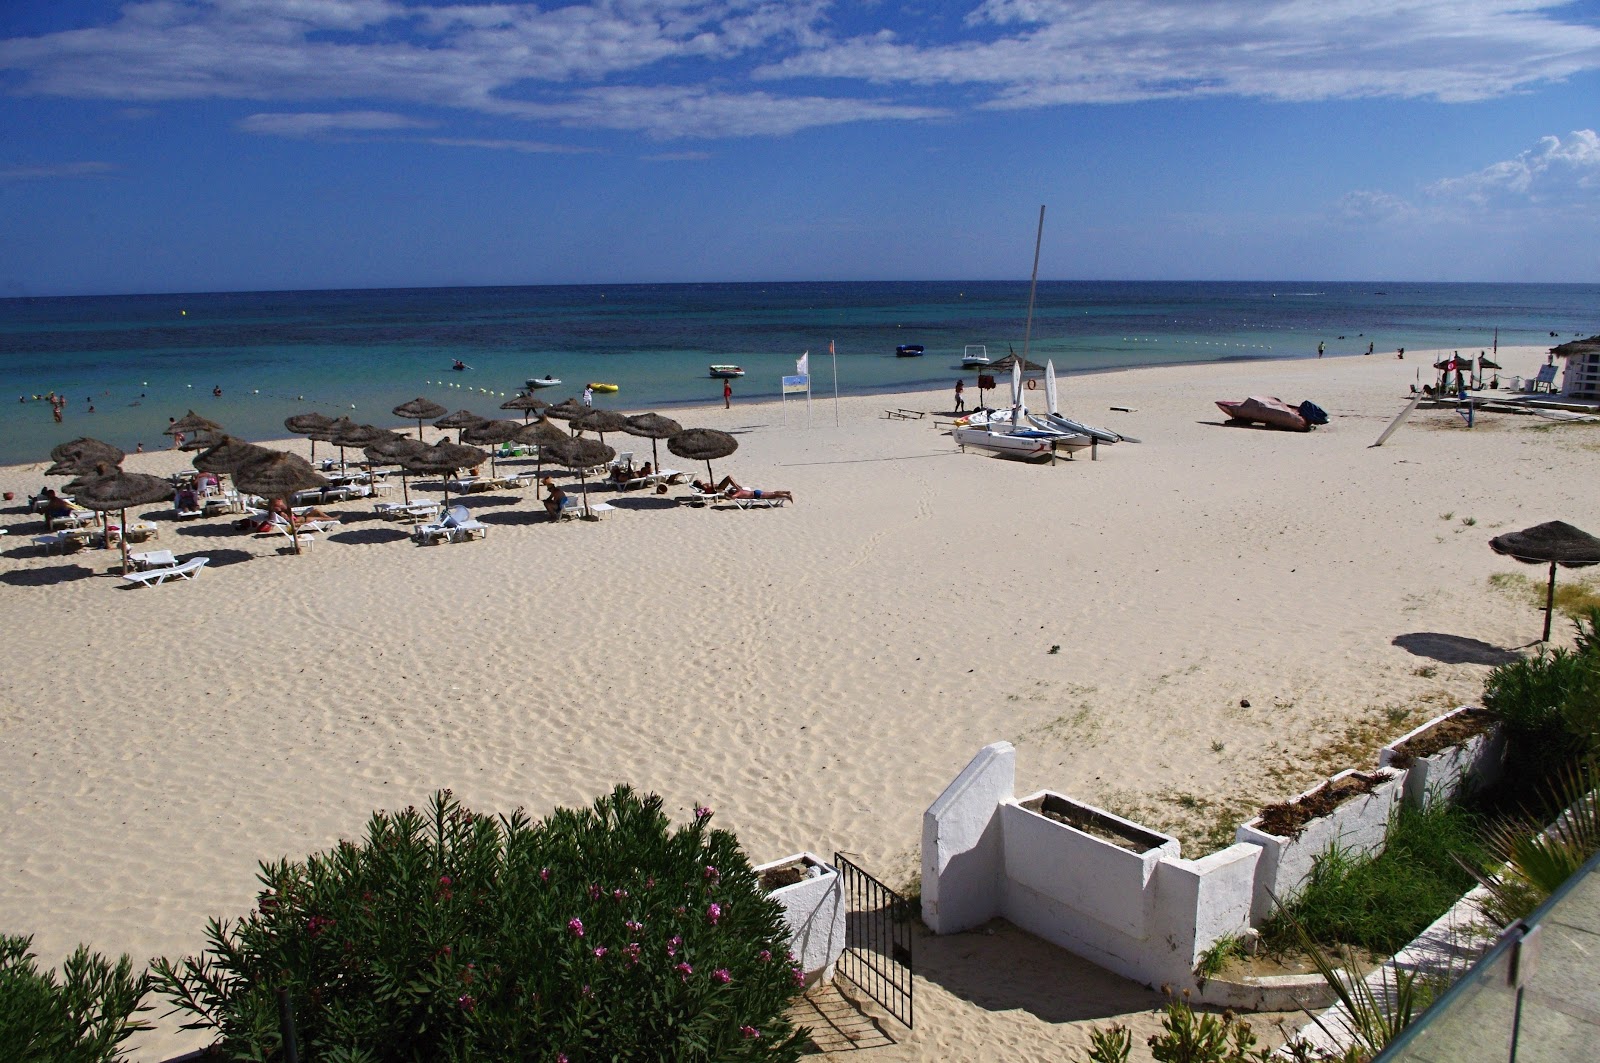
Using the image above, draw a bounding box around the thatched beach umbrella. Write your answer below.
[434,409,486,444]
[461,419,522,476]
[1490,522,1600,642]
[393,397,448,441]
[400,439,488,506]
[329,421,389,472]
[166,410,223,438]
[515,419,570,496]
[233,452,328,555]
[50,437,125,471]
[285,411,337,463]
[193,436,271,480]
[501,393,550,423]
[624,412,682,473]
[668,427,738,482]
[544,437,614,518]
[71,468,174,574]
[543,398,584,426]
[365,435,427,504]
[572,409,630,447]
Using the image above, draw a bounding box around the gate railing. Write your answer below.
[832,852,913,1030]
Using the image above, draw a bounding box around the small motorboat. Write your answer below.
[896,344,925,358]
[961,345,991,368]
[588,382,619,393]
[1215,396,1328,431]
[526,376,562,389]
[708,365,745,378]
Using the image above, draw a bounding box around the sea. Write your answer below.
[1,280,1596,467]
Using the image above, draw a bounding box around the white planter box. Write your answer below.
[754,852,845,983]
[1237,769,1404,923]
[1379,705,1505,810]
[1003,792,1179,938]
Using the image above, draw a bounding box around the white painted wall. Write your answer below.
[755,852,846,983]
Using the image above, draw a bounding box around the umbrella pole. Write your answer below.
[119,506,131,575]
[401,470,411,505]
[289,499,301,555]
[1544,560,1558,642]
[580,471,591,518]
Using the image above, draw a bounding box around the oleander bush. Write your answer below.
[0,934,150,1063]
[152,787,807,1061]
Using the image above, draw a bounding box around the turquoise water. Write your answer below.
[1,280,1595,466]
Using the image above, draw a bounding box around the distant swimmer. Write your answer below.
[213,385,222,396]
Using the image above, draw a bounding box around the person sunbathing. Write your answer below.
[690,476,792,503]
[42,491,83,530]
[268,497,332,524]
[691,476,742,494]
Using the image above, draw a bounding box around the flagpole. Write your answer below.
[830,339,840,427]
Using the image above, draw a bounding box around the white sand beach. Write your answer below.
[2,346,1594,1059]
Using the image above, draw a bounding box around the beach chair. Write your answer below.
[413,506,487,544]
[554,495,583,521]
[121,556,209,587]
[727,492,786,510]
[681,487,730,507]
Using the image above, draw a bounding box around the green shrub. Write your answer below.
[0,934,150,1063]
[1260,802,1485,955]
[1482,647,1600,781]
[152,787,807,1061]
[1076,993,1268,1063]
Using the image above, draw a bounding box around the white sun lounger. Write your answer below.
[413,505,488,543]
[727,492,786,509]
[121,556,209,586]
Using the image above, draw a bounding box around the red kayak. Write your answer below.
[1216,396,1311,431]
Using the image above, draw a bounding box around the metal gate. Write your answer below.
[832,852,914,1030]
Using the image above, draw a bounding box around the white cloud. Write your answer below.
[238,110,436,136]
[1336,189,1416,223]
[0,161,115,179]
[2,1,1598,139]
[420,136,599,154]
[1427,129,1600,206]
[643,150,713,161]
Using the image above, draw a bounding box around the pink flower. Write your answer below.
[557,1056,569,1063]
[675,905,687,916]
[712,968,731,984]
[539,867,551,882]
[439,875,452,886]
[612,887,628,902]
[694,804,712,821]
[757,949,772,963]
[456,993,475,1012]
[645,876,655,889]
[666,934,682,957]
[706,903,722,925]
[740,1025,761,1039]
[625,919,643,933]
[587,883,601,901]
[704,865,720,883]
[791,966,805,987]
[623,941,642,965]
[593,946,607,959]
[674,961,694,981]
[567,918,584,938]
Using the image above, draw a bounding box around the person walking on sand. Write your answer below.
[1317,341,1325,358]
[954,379,965,413]
[723,379,733,409]
[582,385,594,409]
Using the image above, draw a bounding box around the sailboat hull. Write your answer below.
[952,425,1054,460]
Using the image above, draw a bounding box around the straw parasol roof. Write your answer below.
[364,435,428,504]
[50,437,125,471]
[572,409,630,446]
[518,419,568,447]
[461,418,523,476]
[233,452,329,555]
[543,437,614,518]
[501,393,550,422]
[166,410,224,437]
[71,469,174,573]
[1551,335,1600,359]
[285,411,338,462]
[193,436,271,476]
[624,412,682,471]
[393,397,448,440]
[667,427,738,481]
[543,398,584,422]
[434,409,486,440]
[400,439,488,505]
[1490,521,1600,641]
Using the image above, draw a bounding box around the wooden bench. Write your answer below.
[882,408,926,421]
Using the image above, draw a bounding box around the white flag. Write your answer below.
[796,351,809,377]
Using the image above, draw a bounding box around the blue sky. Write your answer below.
[1,0,1597,296]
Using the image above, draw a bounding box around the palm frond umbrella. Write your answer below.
[284,411,338,464]
[460,419,522,476]
[543,398,584,428]
[544,437,614,518]
[668,427,738,483]
[233,451,328,555]
[193,437,271,500]
[400,439,488,507]
[168,410,225,453]
[392,397,448,441]
[330,421,388,473]
[1490,521,1600,642]
[434,409,486,444]
[71,469,174,574]
[624,413,682,473]
[501,393,550,423]
[572,409,631,448]
[365,435,428,504]
[516,419,569,497]
[50,437,125,470]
